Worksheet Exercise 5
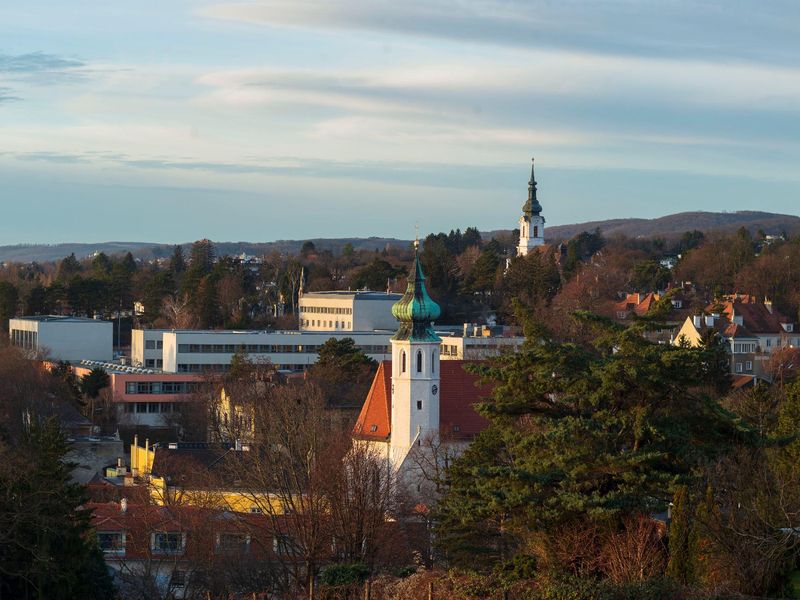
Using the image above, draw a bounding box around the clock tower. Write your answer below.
[517,157,545,257]
[389,239,442,469]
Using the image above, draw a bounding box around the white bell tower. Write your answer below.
[389,241,442,469]
[517,158,545,257]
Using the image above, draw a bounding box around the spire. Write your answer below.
[522,157,542,217]
[391,244,441,342]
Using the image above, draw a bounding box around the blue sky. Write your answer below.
[1,1,799,244]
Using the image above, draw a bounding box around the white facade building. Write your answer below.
[299,290,401,332]
[131,328,165,368]
[9,315,113,362]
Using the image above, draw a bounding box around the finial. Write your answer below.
[414,223,420,250]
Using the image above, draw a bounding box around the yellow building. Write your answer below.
[129,437,285,515]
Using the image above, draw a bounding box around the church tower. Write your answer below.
[389,240,442,469]
[517,158,545,257]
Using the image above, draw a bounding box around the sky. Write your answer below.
[1,0,799,244]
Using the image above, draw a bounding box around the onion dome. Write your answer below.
[521,157,542,217]
[391,243,442,342]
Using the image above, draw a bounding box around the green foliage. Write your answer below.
[562,229,605,279]
[80,367,110,399]
[319,563,370,586]
[666,486,695,584]
[0,280,19,330]
[0,419,116,600]
[436,317,750,568]
[352,258,404,291]
[308,338,377,407]
[631,260,671,292]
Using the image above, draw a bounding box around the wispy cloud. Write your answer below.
[0,51,87,85]
[200,0,800,64]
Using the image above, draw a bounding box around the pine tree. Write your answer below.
[667,485,695,584]
[435,313,751,568]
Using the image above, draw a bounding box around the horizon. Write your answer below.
[2,1,800,244]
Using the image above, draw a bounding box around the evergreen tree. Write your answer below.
[80,367,110,399]
[0,281,18,331]
[0,419,115,600]
[667,485,695,584]
[169,244,187,275]
[435,314,751,569]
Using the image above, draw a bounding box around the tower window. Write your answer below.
[533,226,538,237]
[416,350,422,373]
[401,351,406,373]
[416,400,422,410]
[432,351,436,373]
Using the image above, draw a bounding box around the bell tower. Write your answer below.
[517,157,545,257]
[389,239,441,469]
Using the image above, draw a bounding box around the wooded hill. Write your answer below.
[2,210,798,263]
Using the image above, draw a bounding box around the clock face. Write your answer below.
[431,384,438,396]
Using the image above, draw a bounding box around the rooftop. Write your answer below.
[12,315,109,324]
[300,290,402,301]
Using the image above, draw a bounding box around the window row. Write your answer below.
[177,343,321,354]
[125,381,198,394]
[302,319,352,329]
[299,305,352,315]
[123,402,185,414]
[144,340,164,350]
[10,329,38,350]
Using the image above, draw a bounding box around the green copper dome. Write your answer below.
[521,157,542,217]
[391,247,442,343]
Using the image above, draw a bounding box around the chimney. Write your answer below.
[235,439,243,452]
[463,323,468,337]
[120,498,128,513]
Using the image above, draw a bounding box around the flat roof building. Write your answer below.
[9,315,113,362]
[298,290,401,332]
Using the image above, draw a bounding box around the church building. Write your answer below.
[353,241,492,484]
[517,158,545,256]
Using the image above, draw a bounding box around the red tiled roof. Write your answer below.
[353,360,492,442]
[716,300,787,335]
[353,362,392,440]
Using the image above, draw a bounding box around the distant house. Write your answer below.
[88,501,292,599]
[611,291,692,345]
[673,295,798,377]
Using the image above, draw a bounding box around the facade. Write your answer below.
[298,290,401,332]
[9,315,113,362]
[89,501,283,599]
[72,362,202,427]
[131,327,523,375]
[131,328,165,368]
[517,158,545,257]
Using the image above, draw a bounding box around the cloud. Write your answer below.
[0,51,87,85]
[0,87,20,103]
[200,0,800,64]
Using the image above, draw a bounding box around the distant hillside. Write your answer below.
[541,211,800,242]
[0,238,411,264]
[2,211,798,264]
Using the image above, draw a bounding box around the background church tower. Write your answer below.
[389,240,442,469]
[517,158,545,257]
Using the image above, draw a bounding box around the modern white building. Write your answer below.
[9,315,113,362]
[298,290,401,332]
[131,328,165,369]
[130,326,524,374]
[160,329,394,372]
[517,158,546,257]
